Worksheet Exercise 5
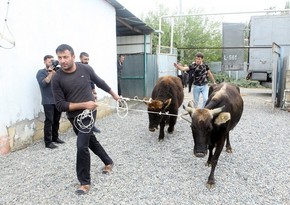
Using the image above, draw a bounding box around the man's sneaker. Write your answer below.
[102,163,114,174]
[45,143,58,149]
[92,126,101,133]
[75,185,90,195]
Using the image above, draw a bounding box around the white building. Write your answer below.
[0,0,153,154]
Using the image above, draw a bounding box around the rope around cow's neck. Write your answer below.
[116,97,182,118]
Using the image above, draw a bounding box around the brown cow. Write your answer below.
[145,76,184,141]
[183,83,243,188]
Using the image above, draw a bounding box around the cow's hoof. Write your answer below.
[226,147,233,153]
[205,162,211,167]
[206,181,216,189]
[194,152,206,158]
[158,138,164,142]
[167,127,174,133]
[149,128,156,132]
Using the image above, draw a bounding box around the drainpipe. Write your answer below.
[144,34,147,97]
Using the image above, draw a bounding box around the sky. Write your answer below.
[118,0,288,23]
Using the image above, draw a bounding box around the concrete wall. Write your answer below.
[0,0,118,155]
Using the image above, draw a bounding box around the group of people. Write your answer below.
[36,44,124,195]
[36,46,214,195]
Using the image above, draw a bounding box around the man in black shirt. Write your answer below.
[52,44,120,195]
[174,52,216,108]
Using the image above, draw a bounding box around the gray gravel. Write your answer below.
[0,88,289,205]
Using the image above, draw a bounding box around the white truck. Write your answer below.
[247,14,290,83]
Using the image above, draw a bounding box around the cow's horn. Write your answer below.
[209,105,225,116]
[183,105,196,114]
[188,100,194,108]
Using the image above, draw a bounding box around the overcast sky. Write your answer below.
[118,0,288,22]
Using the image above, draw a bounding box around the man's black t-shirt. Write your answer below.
[52,62,111,118]
[188,63,210,86]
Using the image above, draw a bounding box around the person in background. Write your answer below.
[79,51,89,64]
[177,66,183,85]
[79,52,101,133]
[182,71,188,88]
[52,44,120,195]
[177,63,188,88]
[174,52,216,108]
[117,54,125,96]
[36,55,65,149]
[187,65,194,93]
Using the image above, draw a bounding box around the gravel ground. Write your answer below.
[0,87,289,205]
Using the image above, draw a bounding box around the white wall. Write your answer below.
[0,0,117,136]
[117,35,152,54]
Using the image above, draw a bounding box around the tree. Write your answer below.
[142,4,223,64]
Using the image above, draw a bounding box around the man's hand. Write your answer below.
[109,89,120,101]
[83,101,98,110]
[48,65,56,74]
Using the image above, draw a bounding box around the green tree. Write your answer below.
[143,4,172,54]
[142,5,223,64]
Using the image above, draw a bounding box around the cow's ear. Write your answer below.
[214,112,231,125]
[163,98,172,109]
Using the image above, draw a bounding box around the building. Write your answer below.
[0,0,154,154]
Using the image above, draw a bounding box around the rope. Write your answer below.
[120,96,151,103]
[180,113,192,124]
[117,98,128,118]
[73,109,96,133]
[0,0,15,49]
[117,96,181,117]
[73,97,192,133]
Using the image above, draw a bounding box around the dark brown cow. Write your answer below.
[145,76,184,141]
[183,82,243,187]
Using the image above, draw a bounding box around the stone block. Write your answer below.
[59,120,71,134]
[0,135,10,155]
[285,82,290,89]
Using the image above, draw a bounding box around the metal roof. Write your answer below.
[105,0,155,36]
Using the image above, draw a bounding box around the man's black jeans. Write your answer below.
[69,113,113,185]
[43,104,62,145]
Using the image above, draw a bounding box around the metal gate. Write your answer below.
[120,53,177,98]
[272,43,289,108]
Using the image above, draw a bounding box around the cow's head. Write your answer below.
[145,98,172,132]
[183,102,230,158]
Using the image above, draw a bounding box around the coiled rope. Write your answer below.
[73,109,96,133]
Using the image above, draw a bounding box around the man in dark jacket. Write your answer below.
[117,54,125,96]
[36,55,65,149]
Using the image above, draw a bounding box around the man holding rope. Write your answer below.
[51,44,120,195]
